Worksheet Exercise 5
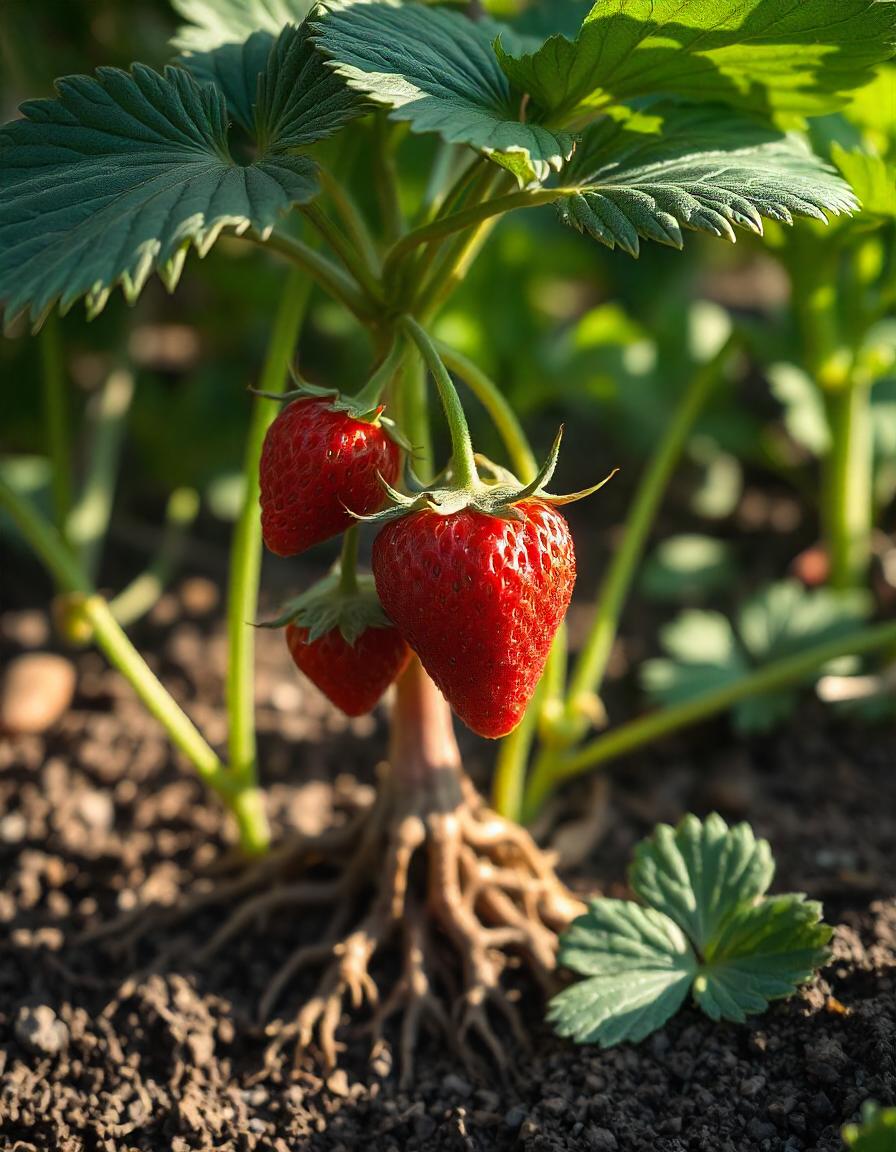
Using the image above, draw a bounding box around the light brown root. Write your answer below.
[82,774,582,1084]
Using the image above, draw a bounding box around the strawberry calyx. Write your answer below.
[259,525,394,646]
[260,569,393,647]
[356,426,617,526]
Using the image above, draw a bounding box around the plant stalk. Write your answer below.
[301,201,384,306]
[40,314,71,535]
[258,229,375,322]
[0,476,229,795]
[522,618,896,821]
[823,379,873,589]
[225,267,311,854]
[565,335,737,734]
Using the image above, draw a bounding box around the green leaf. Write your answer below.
[843,1102,896,1150]
[495,0,896,128]
[550,815,832,1049]
[555,103,857,257]
[312,0,574,184]
[830,144,896,220]
[768,361,832,455]
[641,535,736,603]
[0,25,349,330]
[642,580,871,732]
[547,899,696,1046]
[630,813,774,953]
[695,894,833,1021]
[171,0,317,51]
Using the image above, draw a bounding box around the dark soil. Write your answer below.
[1,581,894,1152]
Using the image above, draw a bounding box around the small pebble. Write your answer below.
[0,653,76,735]
[14,1005,69,1056]
[589,1127,618,1151]
[442,1074,472,1098]
[179,577,219,616]
[504,1105,527,1129]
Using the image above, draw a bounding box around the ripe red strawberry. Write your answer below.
[286,621,411,718]
[372,500,576,738]
[260,398,400,557]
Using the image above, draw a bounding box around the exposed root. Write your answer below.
[84,663,587,1082]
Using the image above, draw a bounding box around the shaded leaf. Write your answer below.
[642,580,871,732]
[312,0,573,183]
[0,25,350,330]
[830,144,896,220]
[556,104,857,257]
[496,0,896,128]
[843,1102,896,1150]
[641,535,736,603]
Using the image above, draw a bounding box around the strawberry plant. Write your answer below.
[2,0,896,1080]
[548,814,832,1047]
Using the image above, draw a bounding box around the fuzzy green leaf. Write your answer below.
[556,104,857,257]
[631,813,774,952]
[171,0,317,51]
[642,580,871,732]
[641,535,736,603]
[550,814,832,1049]
[548,900,696,1046]
[180,22,368,143]
[695,894,833,1021]
[0,25,349,330]
[496,0,896,129]
[312,0,574,183]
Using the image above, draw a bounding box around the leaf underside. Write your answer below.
[556,104,858,257]
[497,0,896,126]
[171,0,317,51]
[312,0,573,184]
[0,24,360,331]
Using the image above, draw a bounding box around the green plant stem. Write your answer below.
[40,314,71,535]
[108,487,200,627]
[373,112,404,245]
[318,166,381,275]
[384,186,563,282]
[225,268,311,854]
[492,683,541,820]
[823,380,873,590]
[400,316,478,488]
[433,339,537,482]
[351,339,408,412]
[66,366,135,583]
[565,336,737,733]
[523,618,896,822]
[0,476,228,793]
[398,354,433,480]
[258,229,374,322]
[301,202,384,306]
[339,524,360,595]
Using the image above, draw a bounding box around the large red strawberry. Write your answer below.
[372,500,576,738]
[260,397,400,557]
[286,621,410,717]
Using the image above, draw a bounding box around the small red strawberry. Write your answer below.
[260,397,400,557]
[286,621,410,717]
[372,500,576,738]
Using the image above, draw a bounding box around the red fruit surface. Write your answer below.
[260,398,401,556]
[372,500,576,738]
[286,623,411,718]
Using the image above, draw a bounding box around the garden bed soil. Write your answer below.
[1,580,894,1152]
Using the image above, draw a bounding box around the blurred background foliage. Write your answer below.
[1,0,893,660]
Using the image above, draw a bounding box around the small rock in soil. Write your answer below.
[14,1004,69,1056]
[0,652,76,734]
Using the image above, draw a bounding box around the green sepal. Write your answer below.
[259,568,392,645]
[355,426,617,526]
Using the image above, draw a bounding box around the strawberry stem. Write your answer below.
[352,338,407,414]
[400,316,479,490]
[338,524,360,596]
